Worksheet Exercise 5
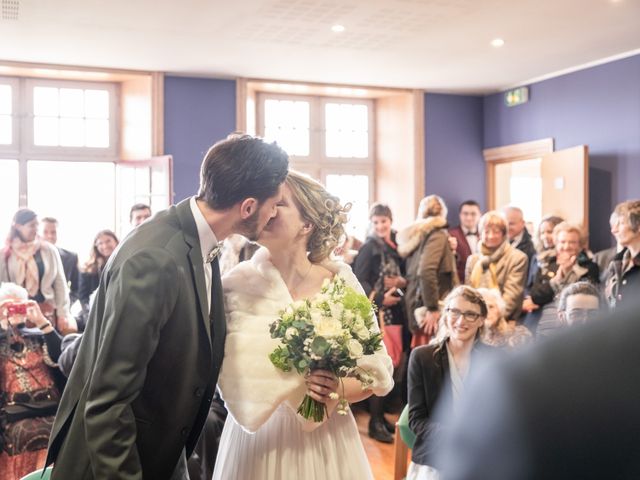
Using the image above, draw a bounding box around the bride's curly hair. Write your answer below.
[285,170,350,263]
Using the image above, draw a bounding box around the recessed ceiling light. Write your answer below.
[331,24,345,33]
[491,38,505,48]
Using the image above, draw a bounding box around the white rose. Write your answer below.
[330,302,345,320]
[347,339,364,359]
[353,316,365,330]
[355,327,370,340]
[310,309,324,326]
[285,327,298,340]
[315,318,344,338]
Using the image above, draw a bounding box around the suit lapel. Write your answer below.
[176,199,212,344]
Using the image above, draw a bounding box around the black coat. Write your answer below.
[439,300,640,480]
[57,247,79,304]
[407,340,493,467]
[606,248,640,309]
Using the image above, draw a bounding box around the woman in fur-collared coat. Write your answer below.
[398,195,458,347]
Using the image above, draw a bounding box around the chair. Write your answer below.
[394,405,416,480]
[19,466,52,480]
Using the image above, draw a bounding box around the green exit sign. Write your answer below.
[504,86,529,107]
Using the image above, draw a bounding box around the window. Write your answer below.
[0,159,19,233]
[258,93,374,239]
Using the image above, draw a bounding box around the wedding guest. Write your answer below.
[399,195,458,347]
[449,200,482,283]
[528,222,599,337]
[407,286,492,480]
[522,215,564,330]
[503,206,536,265]
[0,209,75,334]
[466,211,528,321]
[130,203,152,227]
[477,288,531,348]
[0,283,62,480]
[557,281,604,328]
[606,199,640,309]
[77,229,119,310]
[354,203,407,443]
[41,217,80,304]
[594,210,623,285]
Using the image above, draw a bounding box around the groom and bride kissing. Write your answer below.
[45,133,394,479]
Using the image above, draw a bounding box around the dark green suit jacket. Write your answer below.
[46,199,226,479]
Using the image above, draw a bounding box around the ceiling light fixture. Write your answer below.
[491,38,505,48]
[331,24,345,33]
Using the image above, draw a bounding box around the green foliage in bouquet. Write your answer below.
[269,277,383,422]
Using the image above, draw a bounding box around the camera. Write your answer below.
[6,303,27,315]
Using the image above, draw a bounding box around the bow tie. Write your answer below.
[465,231,478,236]
[205,244,223,263]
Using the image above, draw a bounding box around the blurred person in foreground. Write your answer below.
[438,298,640,480]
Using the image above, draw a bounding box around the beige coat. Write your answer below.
[466,241,528,320]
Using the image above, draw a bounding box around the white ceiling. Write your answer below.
[1,0,639,94]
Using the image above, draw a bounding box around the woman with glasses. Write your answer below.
[527,222,599,337]
[406,286,492,480]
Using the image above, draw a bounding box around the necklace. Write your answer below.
[290,262,313,298]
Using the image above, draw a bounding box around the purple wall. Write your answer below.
[424,93,485,226]
[484,54,640,250]
[164,76,236,202]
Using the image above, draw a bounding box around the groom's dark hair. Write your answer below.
[197,133,289,210]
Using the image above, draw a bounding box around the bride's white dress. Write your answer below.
[212,247,394,480]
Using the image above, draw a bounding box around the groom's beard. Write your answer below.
[235,210,261,241]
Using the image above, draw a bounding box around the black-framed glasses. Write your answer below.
[565,308,599,325]
[445,308,482,322]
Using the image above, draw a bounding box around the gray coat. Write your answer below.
[46,199,226,480]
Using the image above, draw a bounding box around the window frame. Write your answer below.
[23,77,119,160]
[0,76,20,156]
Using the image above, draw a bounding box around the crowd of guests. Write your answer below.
[1,190,638,479]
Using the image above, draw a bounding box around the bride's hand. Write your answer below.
[305,369,339,405]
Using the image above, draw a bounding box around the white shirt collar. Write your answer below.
[189,196,219,261]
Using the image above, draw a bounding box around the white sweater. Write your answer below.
[218,247,394,433]
[0,240,70,317]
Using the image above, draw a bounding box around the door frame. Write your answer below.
[483,138,554,210]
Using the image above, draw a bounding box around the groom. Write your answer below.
[46,134,289,479]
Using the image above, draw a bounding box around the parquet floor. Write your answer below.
[354,410,402,480]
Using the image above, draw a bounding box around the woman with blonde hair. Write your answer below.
[465,211,528,321]
[477,288,531,348]
[399,195,458,347]
[407,285,493,479]
[530,222,599,337]
[213,170,393,479]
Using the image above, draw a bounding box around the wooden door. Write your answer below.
[540,145,589,230]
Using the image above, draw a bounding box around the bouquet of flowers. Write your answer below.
[269,276,383,422]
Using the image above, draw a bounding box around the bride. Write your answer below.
[213,170,394,479]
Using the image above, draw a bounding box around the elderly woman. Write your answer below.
[399,195,458,347]
[0,282,63,480]
[465,211,528,321]
[407,286,492,480]
[353,203,407,443]
[607,199,640,309]
[477,288,531,348]
[527,222,599,337]
[78,229,119,311]
[522,215,564,328]
[0,209,75,334]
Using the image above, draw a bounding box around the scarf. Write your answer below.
[469,241,508,290]
[9,237,41,296]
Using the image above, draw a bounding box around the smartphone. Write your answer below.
[393,288,404,298]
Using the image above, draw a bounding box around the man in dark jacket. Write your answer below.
[503,206,535,265]
[46,134,288,480]
[41,217,80,304]
[449,200,482,283]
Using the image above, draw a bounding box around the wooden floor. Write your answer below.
[355,410,402,480]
